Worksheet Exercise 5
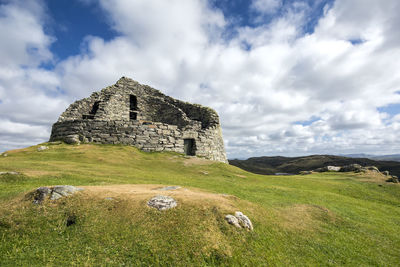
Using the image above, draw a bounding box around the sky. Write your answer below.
[0,0,400,159]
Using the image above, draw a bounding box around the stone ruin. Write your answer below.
[50,77,228,163]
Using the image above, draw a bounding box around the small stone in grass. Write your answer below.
[147,195,177,210]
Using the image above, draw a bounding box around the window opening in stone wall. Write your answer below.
[82,101,100,119]
[184,139,195,156]
[130,111,137,120]
[90,101,100,115]
[130,95,137,111]
[129,95,138,121]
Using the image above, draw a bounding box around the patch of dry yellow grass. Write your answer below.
[81,184,238,211]
[277,204,338,232]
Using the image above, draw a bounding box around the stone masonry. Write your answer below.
[50,77,228,163]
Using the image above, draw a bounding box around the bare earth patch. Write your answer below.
[81,184,237,211]
[182,157,214,166]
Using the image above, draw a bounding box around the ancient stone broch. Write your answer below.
[50,77,228,163]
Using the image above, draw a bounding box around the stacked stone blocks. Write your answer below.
[50,77,228,163]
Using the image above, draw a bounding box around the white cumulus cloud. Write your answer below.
[1,0,400,160]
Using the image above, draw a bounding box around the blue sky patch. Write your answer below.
[378,103,400,116]
[349,39,365,45]
[294,116,320,126]
[44,0,117,63]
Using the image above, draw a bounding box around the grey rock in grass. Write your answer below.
[147,195,177,210]
[0,171,20,175]
[159,186,181,191]
[1,153,7,157]
[64,135,80,145]
[33,187,52,204]
[387,175,399,183]
[37,146,49,151]
[235,211,254,231]
[340,164,363,172]
[327,166,341,172]
[314,166,341,172]
[382,171,390,176]
[225,211,254,231]
[365,166,380,172]
[225,215,241,228]
[33,185,83,204]
[50,185,83,200]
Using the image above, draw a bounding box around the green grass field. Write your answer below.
[0,143,399,266]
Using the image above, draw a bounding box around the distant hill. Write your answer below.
[341,154,400,162]
[229,155,400,176]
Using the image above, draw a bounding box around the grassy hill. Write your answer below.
[0,143,400,266]
[229,155,400,176]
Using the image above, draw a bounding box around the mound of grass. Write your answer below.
[0,143,399,266]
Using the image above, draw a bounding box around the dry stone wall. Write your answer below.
[50,77,228,163]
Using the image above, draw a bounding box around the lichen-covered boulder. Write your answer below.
[365,166,379,172]
[147,195,177,210]
[327,166,341,171]
[33,187,52,204]
[225,211,253,231]
[37,146,49,151]
[50,185,82,200]
[340,164,363,172]
[387,176,399,183]
[32,185,83,204]
[235,211,254,231]
[225,215,241,228]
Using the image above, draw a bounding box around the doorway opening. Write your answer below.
[184,139,195,156]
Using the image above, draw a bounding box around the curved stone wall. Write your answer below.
[50,77,228,163]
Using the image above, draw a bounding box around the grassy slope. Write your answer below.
[0,143,399,266]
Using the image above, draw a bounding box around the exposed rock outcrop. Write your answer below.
[314,166,341,172]
[309,164,399,184]
[225,215,241,228]
[147,195,177,210]
[312,164,381,174]
[0,171,20,175]
[225,211,253,231]
[387,175,399,183]
[33,185,83,204]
